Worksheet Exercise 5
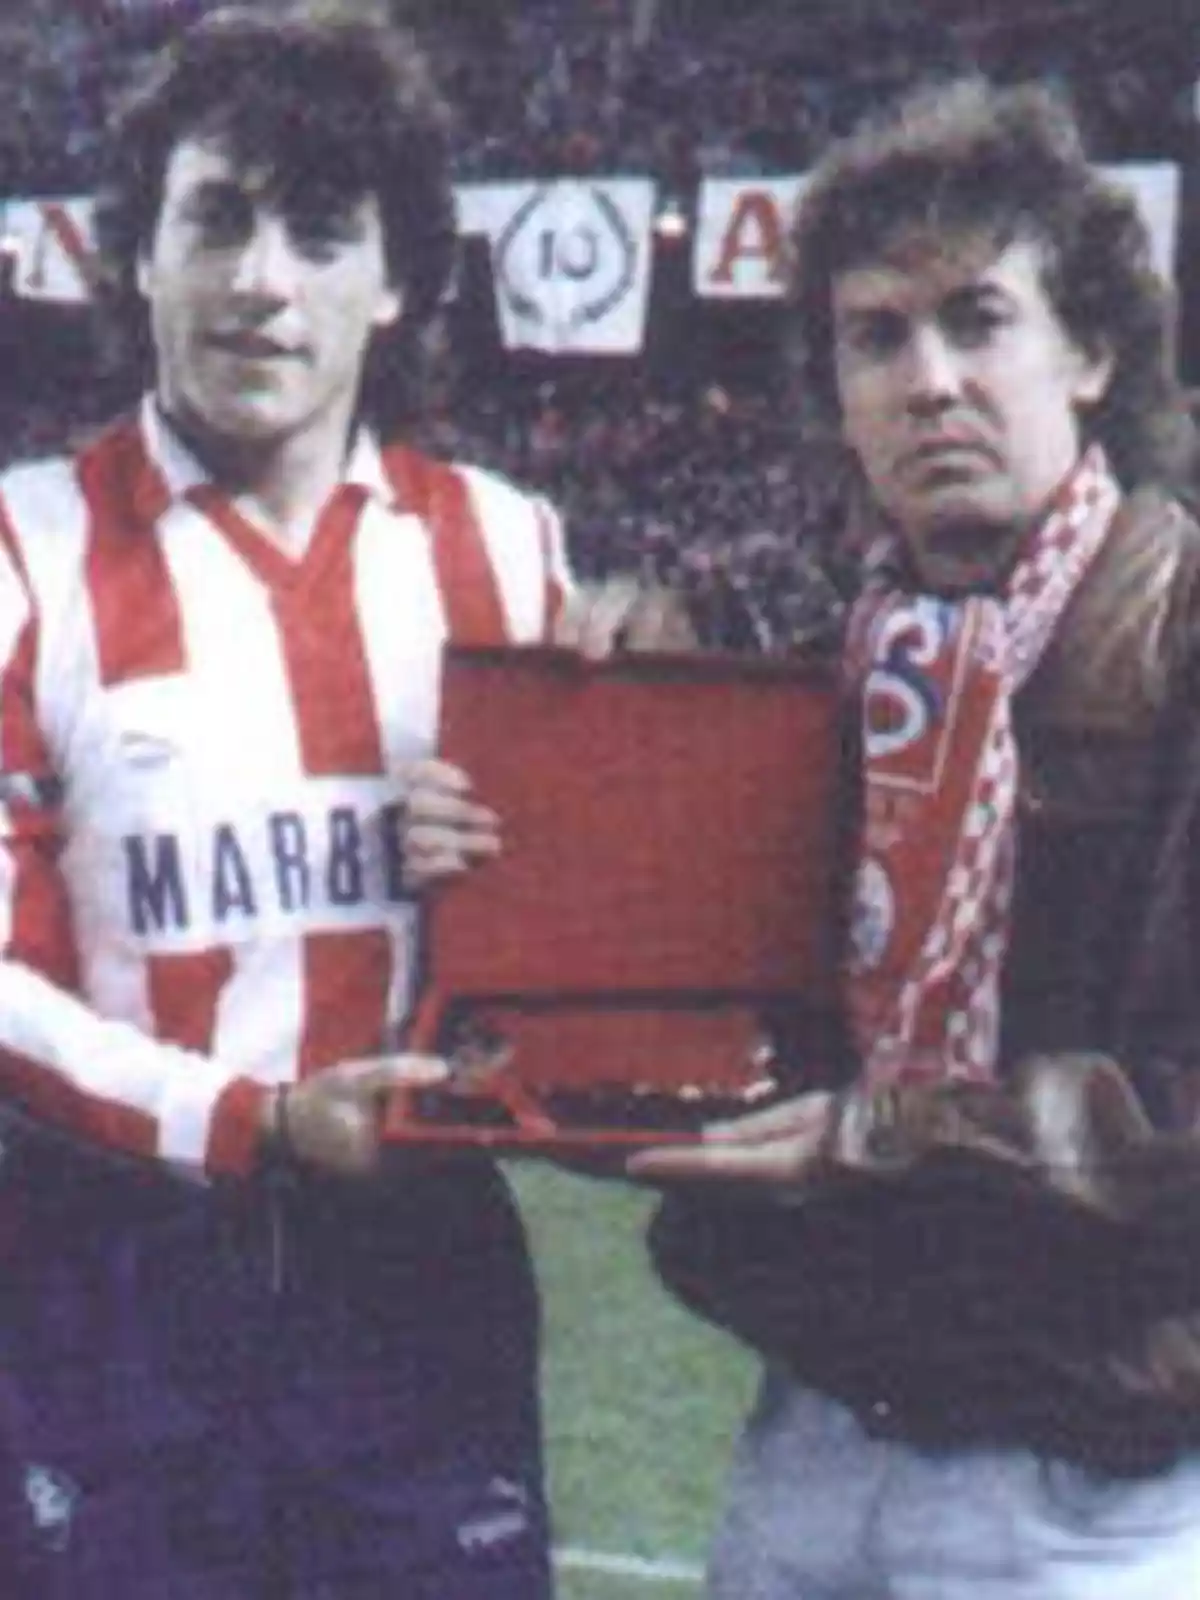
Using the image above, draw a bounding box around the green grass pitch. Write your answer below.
[506,1162,758,1600]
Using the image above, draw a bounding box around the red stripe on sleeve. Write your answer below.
[77,421,185,687]
[0,501,53,789]
[0,616,48,781]
[0,1048,157,1157]
[146,947,235,1055]
[0,490,154,1151]
[3,835,78,996]
[296,927,394,1077]
[383,446,507,646]
[206,1075,271,1177]
[0,498,81,995]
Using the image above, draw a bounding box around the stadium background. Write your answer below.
[3,0,1200,1593]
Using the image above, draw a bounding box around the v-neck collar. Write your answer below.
[186,479,370,594]
[137,397,398,592]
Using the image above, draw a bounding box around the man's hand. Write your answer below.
[554,578,697,659]
[399,756,500,892]
[264,1055,448,1177]
[626,1091,836,1190]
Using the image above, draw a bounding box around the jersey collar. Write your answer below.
[135,396,400,514]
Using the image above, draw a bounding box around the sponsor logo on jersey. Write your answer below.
[122,799,412,937]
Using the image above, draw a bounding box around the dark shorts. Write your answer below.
[0,1142,551,1599]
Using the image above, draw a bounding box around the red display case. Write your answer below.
[384,645,843,1151]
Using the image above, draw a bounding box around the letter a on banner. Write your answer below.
[6,198,98,303]
[486,179,657,354]
[693,178,804,299]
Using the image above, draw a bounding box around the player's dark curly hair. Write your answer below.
[787,77,1192,491]
[91,1,457,434]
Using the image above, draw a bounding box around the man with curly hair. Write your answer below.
[640,78,1200,1596]
[0,4,667,1594]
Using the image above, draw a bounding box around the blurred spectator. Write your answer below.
[420,371,856,652]
[0,0,1189,195]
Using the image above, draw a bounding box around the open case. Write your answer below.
[384,644,843,1152]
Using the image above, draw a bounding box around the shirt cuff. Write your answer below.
[205,1076,273,1177]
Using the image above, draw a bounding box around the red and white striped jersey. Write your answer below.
[0,400,571,1178]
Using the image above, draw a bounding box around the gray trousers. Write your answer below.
[708,1368,1200,1599]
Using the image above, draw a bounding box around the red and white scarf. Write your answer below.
[844,446,1121,1087]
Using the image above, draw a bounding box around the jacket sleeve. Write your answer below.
[1107,643,1200,1132]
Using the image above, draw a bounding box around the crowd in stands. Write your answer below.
[0,0,1190,198]
[430,1,1195,183]
[423,373,856,651]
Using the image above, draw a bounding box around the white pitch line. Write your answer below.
[555,1546,704,1585]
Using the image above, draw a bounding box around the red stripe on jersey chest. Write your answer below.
[188,482,385,776]
[147,946,235,1055]
[299,928,393,1075]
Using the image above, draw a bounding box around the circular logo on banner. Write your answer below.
[850,857,894,972]
[494,183,638,334]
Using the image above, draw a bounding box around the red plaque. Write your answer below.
[385,645,842,1150]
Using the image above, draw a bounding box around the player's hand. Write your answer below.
[626,1091,836,1191]
[265,1054,448,1177]
[554,577,697,659]
[399,756,500,892]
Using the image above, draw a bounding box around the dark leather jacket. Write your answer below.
[650,490,1200,1476]
[1007,487,1200,1100]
